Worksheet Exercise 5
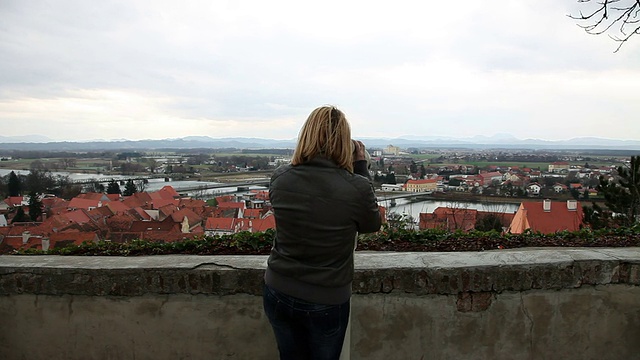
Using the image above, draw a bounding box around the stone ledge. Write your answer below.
[1,248,639,297]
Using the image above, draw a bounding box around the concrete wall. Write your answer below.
[1,248,640,360]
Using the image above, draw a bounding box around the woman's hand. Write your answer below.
[352,140,366,161]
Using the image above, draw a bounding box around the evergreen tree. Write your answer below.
[106,180,121,195]
[419,165,426,179]
[570,188,581,200]
[86,180,105,193]
[385,173,397,184]
[409,161,418,174]
[475,213,504,232]
[8,171,21,196]
[582,202,612,230]
[28,191,43,222]
[12,207,28,223]
[595,155,640,227]
[25,169,55,194]
[123,179,137,196]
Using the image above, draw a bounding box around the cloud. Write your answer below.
[0,0,639,142]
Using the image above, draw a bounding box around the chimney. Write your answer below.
[42,237,50,252]
[543,199,551,212]
[22,231,30,244]
[567,199,578,211]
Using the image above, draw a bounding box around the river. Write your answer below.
[0,168,127,181]
[1,168,519,212]
[0,168,268,199]
[377,196,520,220]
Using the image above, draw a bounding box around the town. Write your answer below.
[0,145,635,254]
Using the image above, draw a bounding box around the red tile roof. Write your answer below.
[158,204,179,219]
[169,208,202,227]
[129,207,152,221]
[63,209,92,224]
[189,224,204,235]
[218,202,245,210]
[77,192,110,201]
[38,215,75,234]
[106,213,136,232]
[49,231,99,248]
[105,194,121,201]
[5,196,25,207]
[243,208,263,219]
[205,217,236,231]
[419,207,478,232]
[129,221,180,233]
[178,198,207,208]
[105,201,131,214]
[250,190,269,201]
[240,216,275,233]
[215,195,235,204]
[0,222,43,237]
[122,192,152,208]
[87,206,114,221]
[209,208,240,218]
[508,200,584,234]
[0,235,43,253]
[406,179,437,185]
[41,197,69,210]
[479,171,502,179]
[150,186,180,200]
[161,185,180,198]
[152,198,179,209]
[68,198,101,210]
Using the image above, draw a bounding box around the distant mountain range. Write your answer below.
[1,134,640,151]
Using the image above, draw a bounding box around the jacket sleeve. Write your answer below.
[353,160,370,179]
[354,172,382,233]
[358,186,382,233]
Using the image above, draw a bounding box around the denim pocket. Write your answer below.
[307,304,345,337]
[263,285,283,325]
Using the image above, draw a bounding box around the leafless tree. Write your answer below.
[146,158,159,173]
[60,158,76,169]
[444,200,472,231]
[135,180,147,193]
[570,0,640,52]
[191,185,208,200]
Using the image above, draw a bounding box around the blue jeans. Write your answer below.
[263,284,350,360]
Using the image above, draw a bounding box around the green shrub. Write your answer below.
[10,226,640,256]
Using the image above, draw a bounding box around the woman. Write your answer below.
[263,105,381,360]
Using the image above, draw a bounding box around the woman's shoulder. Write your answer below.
[271,163,293,179]
[336,169,374,193]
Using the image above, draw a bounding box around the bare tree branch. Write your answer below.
[569,0,640,52]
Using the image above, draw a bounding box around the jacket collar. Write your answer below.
[305,155,339,168]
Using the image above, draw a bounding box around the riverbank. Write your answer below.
[375,191,524,205]
[423,190,603,205]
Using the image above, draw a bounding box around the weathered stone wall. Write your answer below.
[1,248,639,360]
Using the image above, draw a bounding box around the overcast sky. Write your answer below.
[1,0,639,142]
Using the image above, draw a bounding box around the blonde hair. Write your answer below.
[291,106,354,172]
